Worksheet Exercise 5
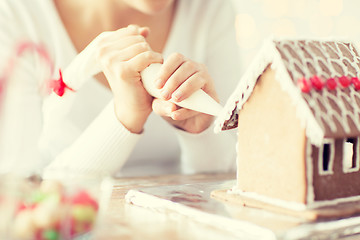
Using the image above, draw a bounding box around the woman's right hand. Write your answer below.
[96,25,163,133]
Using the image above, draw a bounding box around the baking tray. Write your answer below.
[125,180,360,240]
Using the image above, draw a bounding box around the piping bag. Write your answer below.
[141,63,223,116]
[42,33,223,125]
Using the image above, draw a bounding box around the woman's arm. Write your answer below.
[41,100,143,178]
[42,25,163,178]
[0,4,159,178]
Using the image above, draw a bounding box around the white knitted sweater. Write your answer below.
[0,0,240,177]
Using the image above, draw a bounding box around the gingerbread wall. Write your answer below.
[237,67,307,203]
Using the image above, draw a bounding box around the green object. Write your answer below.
[42,229,60,240]
[30,190,48,203]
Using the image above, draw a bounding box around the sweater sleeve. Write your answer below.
[176,0,240,174]
[41,100,142,179]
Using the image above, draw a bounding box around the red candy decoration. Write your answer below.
[326,78,337,90]
[298,77,312,93]
[352,77,360,90]
[0,77,4,94]
[49,69,74,97]
[309,75,324,90]
[339,76,351,88]
[71,190,98,210]
[297,75,360,92]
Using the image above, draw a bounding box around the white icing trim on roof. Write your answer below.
[215,37,324,146]
[277,39,360,137]
[214,38,273,133]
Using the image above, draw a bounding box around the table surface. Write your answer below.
[92,173,360,240]
[93,173,238,240]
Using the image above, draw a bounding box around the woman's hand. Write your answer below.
[96,25,163,133]
[152,53,219,133]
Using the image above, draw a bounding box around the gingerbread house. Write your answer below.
[214,38,360,217]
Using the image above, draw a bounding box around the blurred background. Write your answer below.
[231,0,360,74]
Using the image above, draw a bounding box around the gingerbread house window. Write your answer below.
[319,140,334,175]
[343,138,360,173]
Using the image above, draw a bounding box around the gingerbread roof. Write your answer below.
[214,38,360,146]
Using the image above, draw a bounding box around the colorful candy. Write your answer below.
[10,179,99,239]
[309,75,324,90]
[326,77,337,90]
[299,75,360,93]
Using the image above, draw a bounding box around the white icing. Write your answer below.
[125,189,277,240]
[230,184,360,211]
[214,38,273,133]
[228,186,307,211]
[214,37,324,146]
[141,63,223,116]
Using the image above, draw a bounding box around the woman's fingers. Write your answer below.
[103,50,163,84]
[170,108,199,121]
[97,35,147,55]
[155,52,209,102]
[128,24,150,38]
[172,71,206,102]
[152,98,177,117]
[100,41,152,65]
[95,25,163,82]
[152,54,217,133]
[127,51,163,73]
[152,98,199,120]
[156,53,186,89]
[161,61,200,101]
[138,26,150,38]
[96,25,150,60]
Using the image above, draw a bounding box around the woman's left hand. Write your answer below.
[151,52,219,133]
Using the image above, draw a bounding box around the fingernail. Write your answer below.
[155,79,163,88]
[161,90,170,100]
[172,91,182,102]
